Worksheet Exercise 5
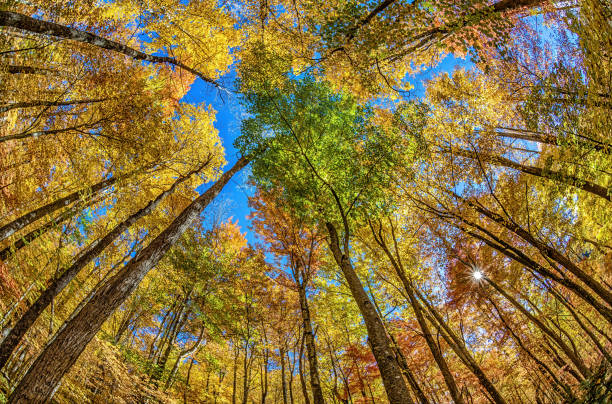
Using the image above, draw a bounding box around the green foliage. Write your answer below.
[236,76,414,227]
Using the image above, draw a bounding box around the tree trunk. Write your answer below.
[0,167,200,370]
[461,196,612,308]
[0,176,116,244]
[232,344,239,404]
[0,98,108,114]
[165,327,205,391]
[183,357,195,404]
[325,222,412,404]
[0,197,96,261]
[495,126,612,155]
[448,147,611,201]
[7,157,249,403]
[297,282,326,404]
[0,11,218,87]
[369,219,505,404]
[298,334,311,404]
[451,215,612,325]
[280,346,288,404]
[484,277,590,379]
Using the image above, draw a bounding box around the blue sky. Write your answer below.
[181,54,471,245]
[181,73,258,243]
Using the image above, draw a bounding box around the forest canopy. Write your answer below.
[0,0,610,402]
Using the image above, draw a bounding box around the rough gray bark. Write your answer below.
[0,166,202,370]
[326,222,412,404]
[8,157,249,403]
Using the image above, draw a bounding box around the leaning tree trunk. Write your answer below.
[0,98,108,114]
[325,222,412,404]
[448,147,611,201]
[0,166,202,370]
[369,220,505,404]
[484,277,590,379]
[0,11,218,87]
[460,196,612,308]
[0,202,88,261]
[0,175,117,244]
[8,157,249,403]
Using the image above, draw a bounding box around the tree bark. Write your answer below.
[280,346,288,404]
[325,222,412,404]
[459,195,612,308]
[0,11,219,87]
[298,334,311,404]
[296,282,326,404]
[0,202,85,261]
[368,220,503,404]
[484,277,590,379]
[448,147,611,201]
[0,176,116,244]
[7,157,249,403]
[0,98,108,114]
[0,167,201,370]
[165,327,205,391]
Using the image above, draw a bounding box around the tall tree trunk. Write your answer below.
[325,222,412,404]
[0,197,96,261]
[7,157,249,403]
[280,346,288,404]
[165,327,205,391]
[0,167,202,370]
[154,306,190,384]
[0,175,116,243]
[487,297,576,401]
[298,334,311,404]
[261,347,269,404]
[449,215,612,324]
[483,277,590,379]
[296,282,325,404]
[183,357,195,404]
[287,348,295,404]
[494,126,612,155]
[0,98,108,114]
[147,303,176,361]
[458,194,612,308]
[0,11,219,87]
[369,219,505,404]
[232,344,239,404]
[447,147,611,201]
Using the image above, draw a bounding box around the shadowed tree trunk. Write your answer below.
[296,278,326,404]
[0,176,117,244]
[0,165,205,370]
[0,98,109,114]
[0,11,219,87]
[369,218,506,404]
[447,147,611,201]
[8,157,249,403]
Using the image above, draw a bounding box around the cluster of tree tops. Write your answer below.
[0,0,610,402]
